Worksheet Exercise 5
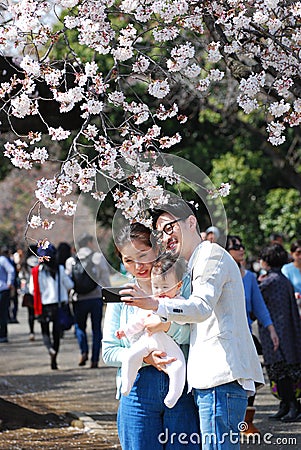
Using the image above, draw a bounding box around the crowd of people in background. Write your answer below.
[0,234,111,370]
[1,219,301,448]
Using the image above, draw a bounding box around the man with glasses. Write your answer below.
[122,199,264,450]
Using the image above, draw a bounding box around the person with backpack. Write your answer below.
[66,233,111,368]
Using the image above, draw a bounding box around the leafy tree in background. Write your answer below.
[211,152,263,250]
[259,188,301,246]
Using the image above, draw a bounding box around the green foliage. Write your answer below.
[259,188,301,243]
[210,152,266,252]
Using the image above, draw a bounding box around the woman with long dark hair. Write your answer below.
[30,244,74,369]
[102,223,200,450]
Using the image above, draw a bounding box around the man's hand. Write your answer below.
[120,284,159,311]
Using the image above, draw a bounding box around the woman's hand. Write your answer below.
[267,324,279,351]
[143,350,176,371]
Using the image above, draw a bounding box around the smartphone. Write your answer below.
[102,287,124,303]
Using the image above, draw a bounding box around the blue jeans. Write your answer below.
[194,381,248,450]
[0,290,10,340]
[118,366,201,450]
[73,298,102,363]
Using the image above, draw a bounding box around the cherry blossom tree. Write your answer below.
[0,0,300,240]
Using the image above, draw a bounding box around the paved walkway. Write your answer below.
[0,305,300,449]
[0,304,121,449]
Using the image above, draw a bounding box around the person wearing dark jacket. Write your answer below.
[0,247,15,343]
[259,244,301,422]
[66,233,110,368]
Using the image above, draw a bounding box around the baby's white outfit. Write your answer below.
[119,308,186,408]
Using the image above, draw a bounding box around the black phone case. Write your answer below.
[102,287,123,303]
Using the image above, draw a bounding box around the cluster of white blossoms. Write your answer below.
[208,183,231,199]
[28,215,55,231]
[0,0,300,229]
[4,140,49,169]
[48,127,71,141]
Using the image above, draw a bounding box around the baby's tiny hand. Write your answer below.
[115,329,126,339]
[145,320,171,335]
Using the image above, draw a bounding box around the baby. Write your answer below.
[116,253,187,408]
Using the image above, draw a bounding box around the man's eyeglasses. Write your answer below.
[228,243,245,251]
[153,218,185,240]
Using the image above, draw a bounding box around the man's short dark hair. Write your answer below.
[290,239,301,253]
[260,243,288,268]
[150,198,198,229]
[269,232,284,242]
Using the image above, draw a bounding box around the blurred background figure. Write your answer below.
[56,242,73,338]
[269,232,285,246]
[1,246,19,324]
[0,246,15,343]
[9,247,23,324]
[66,233,111,369]
[56,242,72,267]
[282,239,301,318]
[30,244,74,370]
[19,246,38,341]
[205,226,220,243]
[259,244,301,423]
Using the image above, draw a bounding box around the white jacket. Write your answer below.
[157,241,264,391]
[29,264,74,305]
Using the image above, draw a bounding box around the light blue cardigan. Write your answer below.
[102,301,190,399]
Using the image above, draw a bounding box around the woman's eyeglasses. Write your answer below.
[153,218,185,240]
[228,243,245,251]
